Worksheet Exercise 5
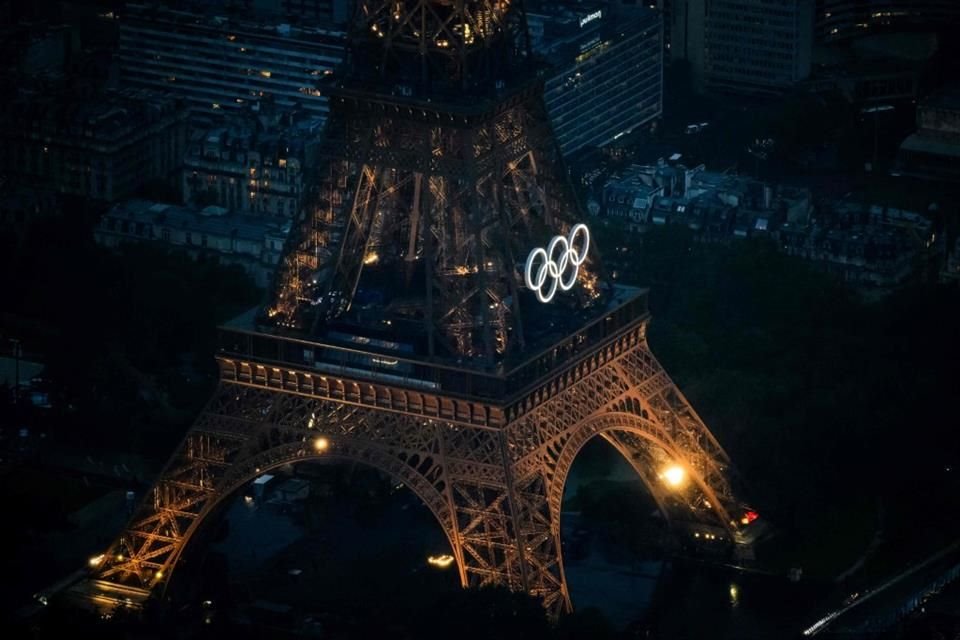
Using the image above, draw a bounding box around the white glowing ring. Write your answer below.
[524,223,590,303]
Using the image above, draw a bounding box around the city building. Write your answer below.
[604,170,666,223]
[803,57,921,106]
[528,2,662,156]
[816,0,960,43]
[195,0,350,24]
[777,200,933,287]
[0,88,188,202]
[95,199,291,287]
[609,172,931,287]
[182,104,323,217]
[896,87,960,183]
[118,1,346,123]
[250,0,350,24]
[599,160,812,233]
[0,21,79,76]
[671,0,814,95]
[653,0,675,55]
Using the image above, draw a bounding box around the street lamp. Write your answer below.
[427,554,455,569]
[660,464,686,488]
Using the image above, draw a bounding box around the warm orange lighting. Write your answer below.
[427,554,455,568]
[89,554,105,567]
[660,464,686,488]
[313,437,329,452]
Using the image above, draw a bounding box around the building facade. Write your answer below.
[118,2,345,122]
[183,106,322,217]
[598,159,812,233]
[672,0,814,95]
[530,3,663,156]
[777,200,933,287]
[204,0,350,24]
[0,88,188,202]
[95,199,291,287]
[816,0,960,42]
[896,87,960,183]
[251,0,350,24]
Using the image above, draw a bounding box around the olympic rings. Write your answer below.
[524,223,590,303]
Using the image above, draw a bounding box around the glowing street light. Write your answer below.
[88,554,105,568]
[660,464,686,488]
[427,554,455,569]
[313,437,329,452]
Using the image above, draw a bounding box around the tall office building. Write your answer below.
[118,2,345,122]
[672,0,814,95]
[173,0,350,26]
[529,2,663,156]
[817,1,960,42]
[252,0,350,24]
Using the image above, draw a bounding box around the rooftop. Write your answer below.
[528,2,659,64]
[124,1,346,42]
[1,87,186,142]
[106,199,291,241]
[901,133,960,157]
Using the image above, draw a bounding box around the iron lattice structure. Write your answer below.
[349,0,532,90]
[78,0,753,619]
[265,85,600,360]
[265,0,599,361]
[85,311,748,618]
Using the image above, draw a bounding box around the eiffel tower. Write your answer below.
[76,0,754,618]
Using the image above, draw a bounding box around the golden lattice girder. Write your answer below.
[83,316,749,619]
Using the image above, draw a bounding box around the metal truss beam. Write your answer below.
[82,329,750,621]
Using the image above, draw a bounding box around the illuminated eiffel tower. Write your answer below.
[77,0,755,618]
